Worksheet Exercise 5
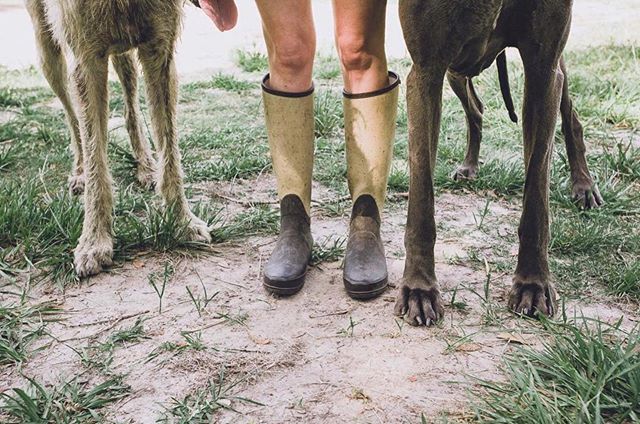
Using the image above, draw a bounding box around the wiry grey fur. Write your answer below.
[26,0,211,277]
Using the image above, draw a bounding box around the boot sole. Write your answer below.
[263,271,307,296]
[344,277,388,300]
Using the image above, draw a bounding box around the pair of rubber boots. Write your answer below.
[261,72,400,300]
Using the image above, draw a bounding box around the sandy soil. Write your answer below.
[3,175,638,422]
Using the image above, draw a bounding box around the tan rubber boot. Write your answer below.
[343,71,400,300]
[261,75,315,295]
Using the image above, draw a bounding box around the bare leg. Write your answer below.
[25,0,84,194]
[111,52,156,190]
[256,0,315,92]
[71,56,115,277]
[332,0,389,93]
[559,56,603,208]
[448,72,484,180]
[137,43,210,242]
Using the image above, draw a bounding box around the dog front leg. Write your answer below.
[138,45,211,243]
[508,54,564,317]
[394,65,446,326]
[112,52,157,191]
[71,57,115,277]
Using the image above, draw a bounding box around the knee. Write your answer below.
[336,33,378,73]
[270,38,314,76]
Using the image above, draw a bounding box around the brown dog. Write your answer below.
[395,0,586,325]
[449,53,602,208]
[27,0,214,277]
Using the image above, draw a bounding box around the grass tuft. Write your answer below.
[471,318,640,423]
[0,377,130,423]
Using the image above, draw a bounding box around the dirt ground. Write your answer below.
[4,179,638,422]
[1,1,639,423]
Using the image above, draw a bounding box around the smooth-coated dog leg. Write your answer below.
[394,64,446,326]
[509,41,567,317]
[71,57,115,277]
[25,0,84,195]
[111,52,157,190]
[137,44,211,243]
[559,56,603,209]
[448,72,484,180]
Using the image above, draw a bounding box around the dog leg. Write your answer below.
[112,52,157,190]
[25,0,84,195]
[137,45,211,243]
[559,56,603,209]
[394,64,446,326]
[448,72,484,180]
[508,47,566,317]
[71,57,115,277]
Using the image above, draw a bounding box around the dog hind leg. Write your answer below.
[26,0,84,195]
[558,56,602,209]
[448,72,484,180]
[111,52,157,190]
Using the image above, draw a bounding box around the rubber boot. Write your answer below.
[343,72,400,300]
[261,75,314,295]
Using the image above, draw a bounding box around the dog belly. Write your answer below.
[43,0,181,56]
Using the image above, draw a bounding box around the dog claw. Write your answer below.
[395,283,444,327]
[508,278,557,318]
[74,237,114,278]
[68,174,85,196]
[452,165,478,181]
[572,182,603,210]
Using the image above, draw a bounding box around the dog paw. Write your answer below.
[68,174,85,196]
[136,161,157,191]
[572,181,603,210]
[74,238,114,278]
[184,214,212,243]
[452,165,478,181]
[508,277,557,318]
[394,282,444,326]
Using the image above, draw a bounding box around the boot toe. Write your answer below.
[343,232,388,299]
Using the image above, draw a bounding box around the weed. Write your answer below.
[148,262,173,314]
[0,377,130,423]
[471,318,640,423]
[158,368,262,421]
[234,49,268,73]
[211,73,256,92]
[310,236,346,266]
[0,300,61,365]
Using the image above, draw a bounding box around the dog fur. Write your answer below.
[26,0,211,277]
[395,0,581,325]
[448,53,602,208]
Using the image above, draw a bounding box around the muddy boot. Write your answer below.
[264,194,313,295]
[344,194,388,299]
[261,75,315,295]
[342,72,400,300]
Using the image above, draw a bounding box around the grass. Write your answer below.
[234,49,268,73]
[0,377,130,423]
[471,318,640,423]
[157,368,262,422]
[0,300,61,365]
